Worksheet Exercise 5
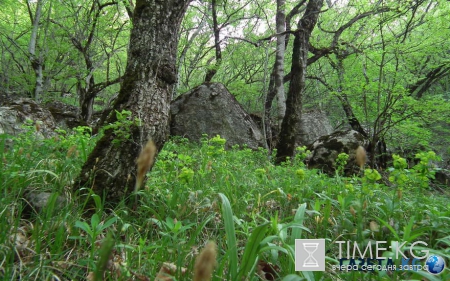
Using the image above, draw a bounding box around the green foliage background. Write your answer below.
[0,1,450,279]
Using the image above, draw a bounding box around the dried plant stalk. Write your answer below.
[355,146,366,169]
[193,241,217,281]
[135,140,157,192]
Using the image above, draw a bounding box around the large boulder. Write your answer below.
[249,109,333,149]
[0,98,56,138]
[170,83,265,149]
[45,101,86,129]
[308,129,369,175]
[298,109,334,146]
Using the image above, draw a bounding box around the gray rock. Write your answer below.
[434,170,450,187]
[298,109,334,146]
[24,191,66,214]
[170,83,265,149]
[45,101,84,129]
[0,98,56,138]
[308,129,369,175]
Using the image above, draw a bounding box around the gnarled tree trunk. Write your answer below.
[74,0,191,205]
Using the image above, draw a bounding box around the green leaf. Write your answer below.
[282,274,305,281]
[75,221,93,237]
[91,194,103,213]
[376,217,400,241]
[187,216,212,247]
[218,193,238,280]
[237,223,270,279]
[290,203,308,242]
[259,244,289,255]
[91,213,100,229]
[99,216,117,232]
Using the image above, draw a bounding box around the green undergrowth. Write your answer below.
[0,127,449,280]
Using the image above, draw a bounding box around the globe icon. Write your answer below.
[425,255,446,275]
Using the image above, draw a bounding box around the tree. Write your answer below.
[176,0,267,95]
[275,0,323,164]
[0,0,129,115]
[50,0,129,122]
[272,0,287,128]
[305,0,450,167]
[264,0,306,149]
[27,0,45,101]
[75,0,191,205]
[204,0,221,83]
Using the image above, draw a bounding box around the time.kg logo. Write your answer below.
[295,239,326,271]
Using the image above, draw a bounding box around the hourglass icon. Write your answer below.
[303,243,319,267]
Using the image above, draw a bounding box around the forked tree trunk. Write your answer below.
[275,0,323,164]
[74,0,191,205]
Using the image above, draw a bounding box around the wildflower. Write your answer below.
[295,169,305,180]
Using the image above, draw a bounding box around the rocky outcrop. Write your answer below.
[250,109,333,149]
[45,101,86,129]
[308,129,369,175]
[0,98,56,138]
[170,83,265,149]
[298,109,334,146]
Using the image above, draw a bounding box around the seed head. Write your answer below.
[193,241,217,281]
[135,140,157,192]
[355,146,366,169]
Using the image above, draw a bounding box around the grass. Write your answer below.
[0,127,449,280]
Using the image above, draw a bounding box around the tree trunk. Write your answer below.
[265,0,301,149]
[274,0,287,127]
[74,0,191,206]
[78,71,96,122]
[338,94,368,137]
[28,0,44,101]
[335,58,368,137]
[204,0,221,83]
[275,0,323,164]
[264,75,276,149]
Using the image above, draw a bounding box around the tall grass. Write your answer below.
[0,129,449,280]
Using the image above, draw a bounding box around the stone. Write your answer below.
[24,191,66,214]
[45,101,86,129]
[298,109,334,146]
[170,83,265,149]
[434,170,450,187]
[307,129,369,175]
[250,109,333,150]
[0,98,56,138]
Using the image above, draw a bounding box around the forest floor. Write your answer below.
[1,129,449,280]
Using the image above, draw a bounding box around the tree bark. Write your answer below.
[204,0,221,83]
[74,0,191,206]
[274,0,286,127]
[264,0,302,149]
[275,0,323,164]
[27,0,44,101]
